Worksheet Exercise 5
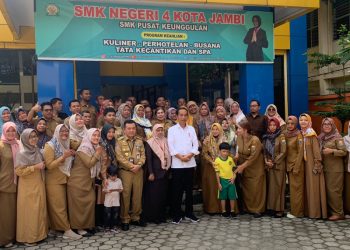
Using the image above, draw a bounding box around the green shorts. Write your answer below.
[218,178,238,200]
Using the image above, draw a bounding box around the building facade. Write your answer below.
[0,0,319,118]
[307,0,349,132]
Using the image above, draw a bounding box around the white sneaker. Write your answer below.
[4,242,14,248]
[110,228,120,234]
[63,229,83,240]
[286,213,296,219]
[77,229,88,236]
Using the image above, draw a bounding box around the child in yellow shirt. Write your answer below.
[214,142,238,217]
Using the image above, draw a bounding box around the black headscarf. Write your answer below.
[35,118,51,149]
[262,117,281,158]
[100,124,116,165]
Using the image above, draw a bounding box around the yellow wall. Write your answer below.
[274,22,290,50]
[100,62,164,77]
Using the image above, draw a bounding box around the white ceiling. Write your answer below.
[4,0,34,34]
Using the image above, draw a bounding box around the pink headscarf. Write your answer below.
[1,122,20,183]
[147,124,171,170]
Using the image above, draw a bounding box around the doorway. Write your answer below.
[187,64,240,109]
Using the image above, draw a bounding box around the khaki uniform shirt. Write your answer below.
[116,136,146,171]
[81,102,97,128]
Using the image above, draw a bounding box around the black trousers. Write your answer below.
[104,206,120,228]
[171,168,194,219]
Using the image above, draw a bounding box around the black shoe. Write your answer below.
[221,212,230,218]
[230,212,237,218]
[185,214,200,223]
[274,213,283,218]
[121,223,129,231]
[87,229,96,235]
[131,220,147,227]
[253,213,263,218]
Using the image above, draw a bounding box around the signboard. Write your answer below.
[35,1,274,63]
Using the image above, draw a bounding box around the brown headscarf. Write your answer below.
[285,116,300,138]
[318,117,342,150]
[15,129,44,174]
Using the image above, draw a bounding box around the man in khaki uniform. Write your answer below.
[79,89,97,128]
[116,120,146,231]
[27,102,61,137]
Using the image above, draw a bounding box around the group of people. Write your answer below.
[1,90,350,248]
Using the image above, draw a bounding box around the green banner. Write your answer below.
[35,1,274,63]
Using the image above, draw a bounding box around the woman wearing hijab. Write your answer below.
[318,118,347,221]
[229,101,246,125]
[97,124,117,228]
[0,122,19,248]
[343,123,350,215]
[262,117,286,218]
[69,114,87,151]
[224,98,234,113]
[44,124,81,239]
[299,113,327,219]
[67,128,103,237]
[14,108,33,136]
[115,103,132,128]
[15,128,48,246]
[143,124,171,224]
[167,107,177,125]
[285,116,304,218]
[214,106,227,124]
[151,107,173,137]
[0,106,12,137]
[35,118,51,151]
[132,104,153,140]
[221,118,238,157]
[187,101,199,121]
[265,104,286,130]
[196,103,214,142]
[201,123,224,214]
[236,120,266,217]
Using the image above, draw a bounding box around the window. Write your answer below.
[333,0,350,39]
[307,10,319,48]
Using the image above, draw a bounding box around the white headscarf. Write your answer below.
[47,124,73,176]
[132,104,152,139]
[77,128,101,178]
[69,114,87,142]
[229,101,246,124]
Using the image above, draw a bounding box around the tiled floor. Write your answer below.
[15,213,350,250]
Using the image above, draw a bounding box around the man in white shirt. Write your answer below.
[167,106,200,224]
